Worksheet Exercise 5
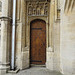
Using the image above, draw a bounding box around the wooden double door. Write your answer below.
[30,19,46,65]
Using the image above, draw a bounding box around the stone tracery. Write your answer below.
[27,1,49,16]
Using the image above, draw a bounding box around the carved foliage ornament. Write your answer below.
[27,1,49,16]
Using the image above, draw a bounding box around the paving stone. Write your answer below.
[6,67,63,75]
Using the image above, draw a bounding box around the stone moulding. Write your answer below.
[64,0,75,12]
[0,17,12,21]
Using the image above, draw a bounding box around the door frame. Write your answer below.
[26,16,49,66]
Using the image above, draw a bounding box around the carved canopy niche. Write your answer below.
[27,1,49,16]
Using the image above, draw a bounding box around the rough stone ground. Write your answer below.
[6,67,63,75]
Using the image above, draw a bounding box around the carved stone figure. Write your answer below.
[44,3,48,15]
[28,6,32,15]
[44,6,48,15]
[33,8,36,15]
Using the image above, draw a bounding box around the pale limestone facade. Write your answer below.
[0,0,75,75]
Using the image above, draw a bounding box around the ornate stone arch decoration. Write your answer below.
[25,16,49,66]
[22,0,52,69]
[27,16,49,47]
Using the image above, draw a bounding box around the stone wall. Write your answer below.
[46,0,60,72]
[0,0,12,75]
[53,21,60,71]
[0,0,2,66]
[15,0,30,69]
[60,0,75,75]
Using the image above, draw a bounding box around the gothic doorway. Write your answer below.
[30,19,46,65]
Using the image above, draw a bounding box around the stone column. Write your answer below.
[0,0,10,74]
[46,0,55,70]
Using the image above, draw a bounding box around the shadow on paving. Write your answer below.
[6,67,63,75]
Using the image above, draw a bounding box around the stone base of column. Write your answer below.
[0,64,10,75]
[8,69,20,74]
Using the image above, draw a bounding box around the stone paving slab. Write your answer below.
[6,67,63,75]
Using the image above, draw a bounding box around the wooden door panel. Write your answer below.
[30,19,46,65]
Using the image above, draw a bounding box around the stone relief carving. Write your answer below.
[27,2,49,16]
[44,3,48,15]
